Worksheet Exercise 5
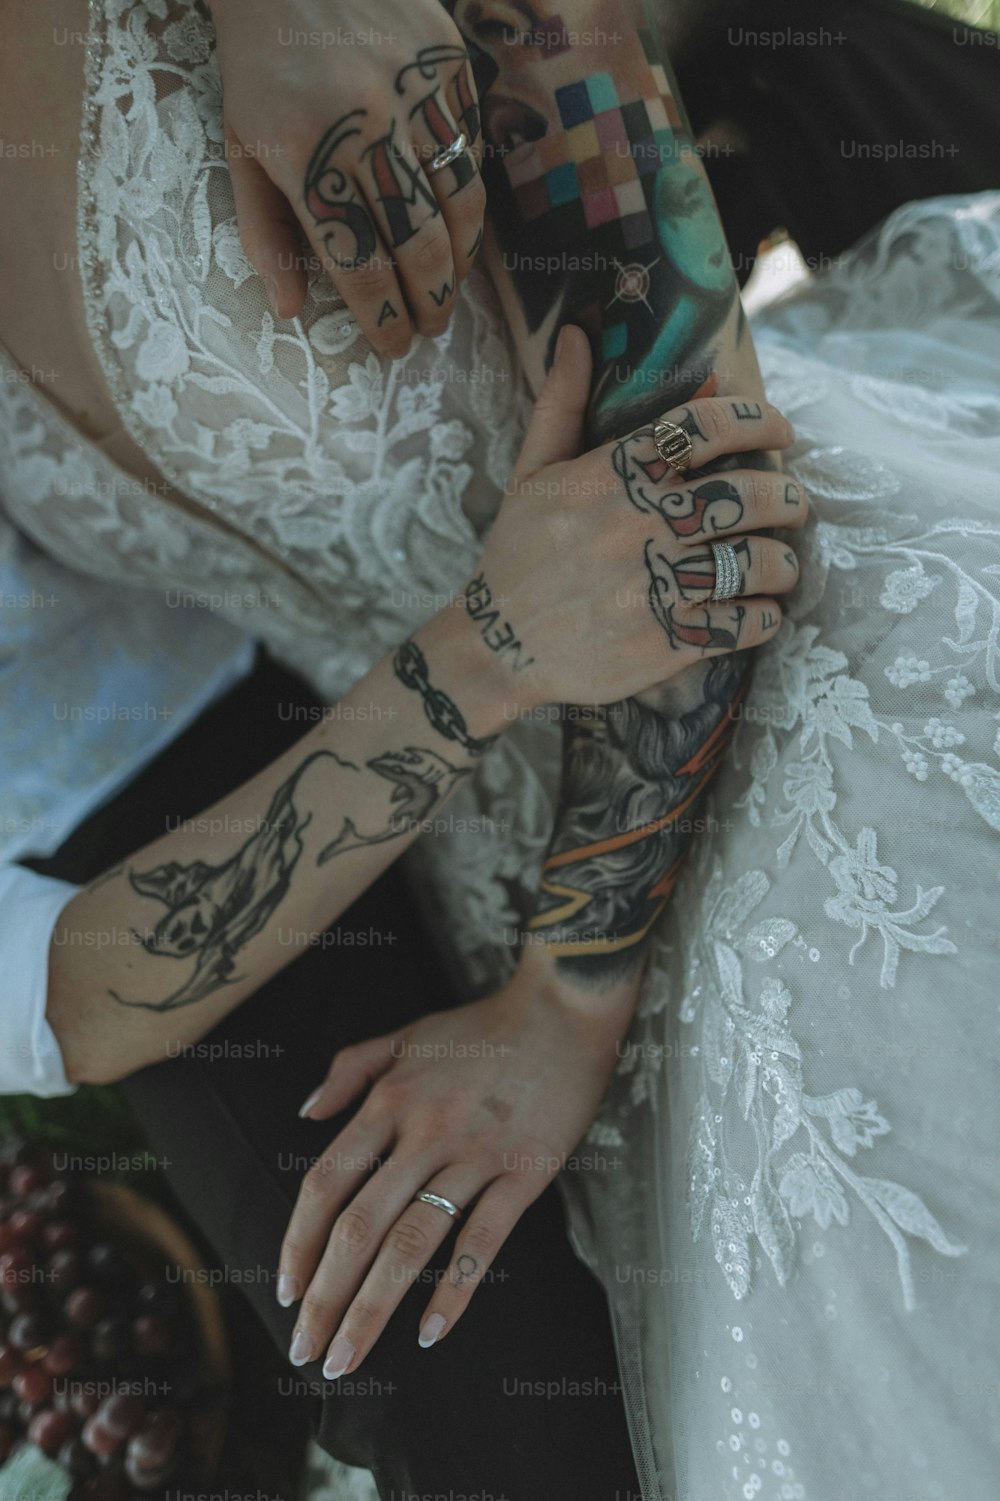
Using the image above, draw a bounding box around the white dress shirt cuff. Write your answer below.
[0,865,80,1097]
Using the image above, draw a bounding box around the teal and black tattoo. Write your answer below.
[450,0,776,978]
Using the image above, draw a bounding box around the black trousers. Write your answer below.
[28,653,641,1500]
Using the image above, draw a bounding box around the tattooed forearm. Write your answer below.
[317,748,470,864]
[448,1,779,981]
[110,743,470,1012]
[395,639,499,757]
[528,666,746,970]
[463,572,535,673]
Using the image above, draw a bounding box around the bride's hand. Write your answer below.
[207,0,485,354]
[460,324,806,715]
[276,972,631,1376]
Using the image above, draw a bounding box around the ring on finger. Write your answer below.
[428,133,469,174]
[653,419,694,473]
[711,540,743,602]
[415,1190,463,1220]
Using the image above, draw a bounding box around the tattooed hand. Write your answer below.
[472,324,804,711]
[278,970,631,1374]
[207,0,485,353]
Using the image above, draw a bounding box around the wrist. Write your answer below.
[513,937,642,1045]
[414,599,523,745]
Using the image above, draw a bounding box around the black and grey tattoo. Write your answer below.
[395,639,498,757]
[111,743,469,1012]
[463,572,534,673]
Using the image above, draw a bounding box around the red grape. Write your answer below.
[0,1344,22,1386]
[130,1316,169,1358]
[87,1245,129,1290]
[41,1220,78,1253]
[70,1387,101,1420]
[81,1414,122,1456]
[9,1311,49,1353]
[47,1248,80,1294]
[7,1210,43,1245]
[43,1333,83,1377]
[98,1393,145,1440]
[14,1366,53,1403]
[9,1164,49,1199]
[66,1288,106,1329]
[0,1249,31,1287]
[58,1435,95,1477]
[28,1405,72,1454]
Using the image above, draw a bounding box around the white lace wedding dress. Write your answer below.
[0,3,998,1498]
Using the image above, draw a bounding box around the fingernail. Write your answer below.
[289,1328,315,1366]
[298,1088,323,1119]
[554,325,569,361]
[265,274,280,317]
[784,418,797,443]
[323,1335,355,1380]
[276,1273,300,1308]
[418,1313,447,1349]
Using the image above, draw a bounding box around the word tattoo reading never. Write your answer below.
[464,573,535,673]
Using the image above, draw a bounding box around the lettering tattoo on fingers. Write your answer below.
[377,300,399,325]
[732,400,763,421]
[429,276,456,307]
[303,45,479,268]
[397,46,482,196]
[303,113,379,269]
[784,482,802,508]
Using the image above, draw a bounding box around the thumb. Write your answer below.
[297,1031,399,1120]
[511,324,593,484]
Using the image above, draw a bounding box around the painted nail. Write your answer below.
[322,1335,355,1380]
[289,1328,314,1366]
[276,1273,300,1308]
[298,1088,323,1119]
[418,1313,447,1349]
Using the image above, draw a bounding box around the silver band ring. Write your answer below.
[415,1191,462,1220]
[653,419,694,473]
[710,541,743,602]
[428,133,469,174]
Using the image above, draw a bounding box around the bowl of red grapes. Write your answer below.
[0,1135,229,1500]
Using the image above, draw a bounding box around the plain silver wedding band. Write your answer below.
[415,1191,462,1220]
[428,134,469,174]
[710,541,742,602]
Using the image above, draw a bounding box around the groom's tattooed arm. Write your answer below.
[448,0,778,980]
[110,744,471,1013]
[46,637,492,1046]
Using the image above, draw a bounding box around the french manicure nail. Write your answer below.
[289,1328,315,1366]
[298,1088,323,1119]
[276,1273,300,1308]
[323,1335,355,1380]
[418,1313,447,1349]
